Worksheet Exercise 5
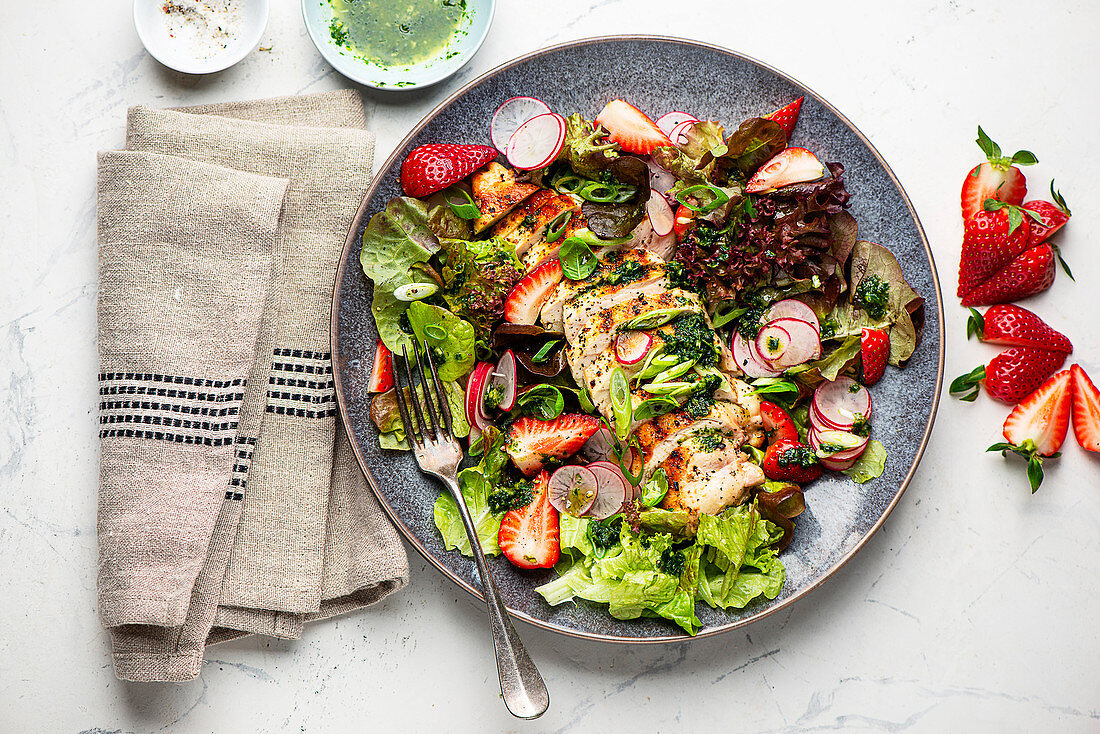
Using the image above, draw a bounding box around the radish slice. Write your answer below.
[586,461,630,519]
[490,96,552,154]
[580,426,616,463]
[506,112,566,170]
[765,299,821,335]
[767,317,821,368]
[810,406,845,434]
[820,453,860,472]
[809,427,868,460]
[731,331,781,378]
[656,111,698,136]
[548,465,599,516]
[491,350,517,411]
[813,377,872,430]
[465,361,495,431]
[615,330,653,365]
[668,119,696,146]
[646,190,675,236]
[756,323,791,365]
[645,159,676,195]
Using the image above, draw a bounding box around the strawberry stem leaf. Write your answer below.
[950,365,985,402]
[1051,244,1075,281]
[987,439,1049,493]
[1026,456,1044,493]
[1011,149,1038,166]
[966,308,984,341]
[1049,179,1071,216]
[1006,207,1024,235]
[976,126,1001,160]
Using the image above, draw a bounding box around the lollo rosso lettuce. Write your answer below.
[438,236,524,343]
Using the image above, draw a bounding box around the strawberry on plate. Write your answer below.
[595,99,673,156]
[1024,181,1071,244]
[960,126,1037,220]
[498,470,560,569]
[966,304,1072,353]
[367,340,394,393]
[860,327,890,385]
[956,207,1033,299]
[951,346,1067,404]
[1070,365,1100,452]
[761,439,823,484]
[988,369,1072,492]
[759,401,799,445]
[764,96,804,140]
[503,259,563,325]
[400,143,498,198]
[505,413,600,476]
[960,243,1056,306]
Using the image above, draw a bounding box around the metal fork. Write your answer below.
[392,344,549,720]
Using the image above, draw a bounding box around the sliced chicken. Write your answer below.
[660,438,764,514]
[471,162,540,233]
[490,190,576,255]
[634,400,749,476]
[520,211,588,272]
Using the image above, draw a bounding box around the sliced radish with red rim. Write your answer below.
[820,453,860,472]
[548,465,598,516]
[464,361,495,431]
[668,120,696,146]
[490,96,552,154]
[809,427,867,460]
[756,323,791,365]
[586,461,630,519]
[765,299,821,335]
[655,111,698,136]
[645,159,677,195]
[766,317,821,368]
[812,376,872,430]
[491,350,517,411]
[646,190,675,236]
[731,330,781,378]
[506,112,566,170]
[615,330,653,365]
[580,426,616,463]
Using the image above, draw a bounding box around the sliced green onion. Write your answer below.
[530,339,561,363]
[640,468,669,507]
[552,172,586,194]
[393,282,440,302]
[633,352,680,382]
[610,367,632,441]
[620,308,691,331]
[571,230,633,247]
[648,359,697,385]
[444,187,481,220]
[675,184,730,213]
[579,181,619,203]
[641,381,695,397]
[610,185,638,203]
[619,435,643,487]
[544,210,572,243]
[423,324,447,341]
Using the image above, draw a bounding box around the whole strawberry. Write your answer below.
[960,126,1037,220]
[961,243,1056,306]
[956,206,1032,299]
[966,304,1072,353]
[860,327,889,385]
[761,440,823,484]
[400,143,498,198]
[950,346,1067,404]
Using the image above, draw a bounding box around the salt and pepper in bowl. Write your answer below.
[133,0,270,74]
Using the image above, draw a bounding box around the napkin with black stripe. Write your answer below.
[97,91,408,682]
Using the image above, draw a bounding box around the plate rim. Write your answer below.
[330,34,946,644]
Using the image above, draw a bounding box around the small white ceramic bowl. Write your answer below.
[302,0,494,90]
[134,0,270,74]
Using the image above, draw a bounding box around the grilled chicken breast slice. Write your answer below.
[660,440,765,514]
[470,162,540,233]
[540,248,663,331]
[489,190,576,255]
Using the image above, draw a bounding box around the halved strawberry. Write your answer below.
[956,207,1033,299]
[966,304,1072,353]
[503,259,563,325]
[1024,181,1071,243]
[1070,365,1100,452]
[950,346,1067,404]
[764,96,804,140]
[745,148,824,194]
[367,340,394,393]
[989,369,1072,492]
[400,143,498,199]
[759,401,798,445]
[960,126,1036,220]
[860,327,889,385]
[594,99,673,156]
[504,413,599,476]
[498,470,559,569]
[960,243,1056,306]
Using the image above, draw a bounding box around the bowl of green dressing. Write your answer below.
[303,0,494,90]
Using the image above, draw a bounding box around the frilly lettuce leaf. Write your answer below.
[652,120,728,184]
[438,236,523,341]
[406,301,475,382]
[561,113,619,179]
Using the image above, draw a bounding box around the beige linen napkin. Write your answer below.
[98,91,409,682]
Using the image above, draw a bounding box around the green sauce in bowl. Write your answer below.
[327,0,469,68]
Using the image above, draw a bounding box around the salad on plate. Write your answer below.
[358,94,924,635]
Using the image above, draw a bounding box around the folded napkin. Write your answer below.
[97,91,408,682]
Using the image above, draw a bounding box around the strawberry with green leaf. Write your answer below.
[960,126,1037,220]
[956,203,1035,300]
[1023,181,1073,280]
[988,369,1072,492]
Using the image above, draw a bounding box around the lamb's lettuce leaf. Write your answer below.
[406,301,475,382]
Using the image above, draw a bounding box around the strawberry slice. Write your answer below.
[503,259,563,325]
[966,304,1072,353]
[950,346,1067,404]
[745,148,824,194]
[759,401,799,445]
[504,413,600,477]
[498,471,559,569]
[761,439,822,484]
[989,369,1072,492]
[960,126,1036,220]
[1070,365,1100,452]
[595,99,673,155]
[956,207,1033,299]
[367,340,394,393]
[764,96,804,140]
[1024,181,1071,243]
[860,327,890,385]
[400,143,498,199]
[960,243,1056,307]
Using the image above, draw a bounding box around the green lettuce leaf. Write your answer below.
[406,301,475,382]
[432,468,502,557]
[536,559,597,606]
[558,513,594,560]
[560,113,619,178]
[696,504,785,610]
[807,334,862,382]
[843,439,886,483]
[439,236,524,341]
[378,431,409,451]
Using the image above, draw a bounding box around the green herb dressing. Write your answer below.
[327,0,468,67]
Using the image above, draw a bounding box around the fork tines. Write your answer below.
[392,343,454,446]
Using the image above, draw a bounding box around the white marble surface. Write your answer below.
[2,1,1099,731]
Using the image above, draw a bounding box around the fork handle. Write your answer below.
[444,477,550,719]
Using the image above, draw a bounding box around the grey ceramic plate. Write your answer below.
[332,36,944,643]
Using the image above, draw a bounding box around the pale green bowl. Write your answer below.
[302,0,495,90]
